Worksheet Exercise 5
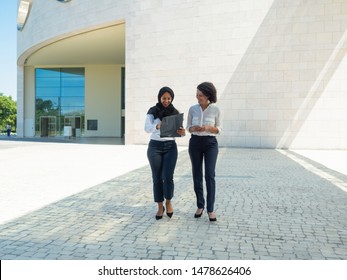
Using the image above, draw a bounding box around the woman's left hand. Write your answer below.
[201,125,217,133]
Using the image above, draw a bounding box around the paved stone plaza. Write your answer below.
[0,139,346,260]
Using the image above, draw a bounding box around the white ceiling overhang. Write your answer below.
[24,24,125,66]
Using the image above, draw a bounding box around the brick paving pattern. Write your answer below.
[0,147,346,260]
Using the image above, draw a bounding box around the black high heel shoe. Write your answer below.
[208,212,217,222]
[166,211,173,218]
[155,206,165,220]
[166,207,173,218]
[194,208,204,218]
[166,201,173,218]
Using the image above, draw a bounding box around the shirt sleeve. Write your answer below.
[144,114,158,133]
[215,106,222,135]
[186,107,193,132]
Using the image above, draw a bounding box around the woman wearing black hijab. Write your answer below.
[145,86,185,220]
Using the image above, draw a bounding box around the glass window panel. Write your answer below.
[61,107,85,115]
[36,77,61,88]
[61,68,85,78]
[36,87,60,97]
[61,78,84,87]
[61,87,84,96]
[35,67,85,136]
[60,97,85,107]
[35,68,61,78]
[36,97,60,109]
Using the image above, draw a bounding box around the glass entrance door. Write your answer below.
[40,116,56,137]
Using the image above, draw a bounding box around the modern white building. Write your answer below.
[17,0,347,148]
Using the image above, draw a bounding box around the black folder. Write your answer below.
[160,113,184,137]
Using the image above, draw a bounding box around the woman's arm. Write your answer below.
[144,114,160,133]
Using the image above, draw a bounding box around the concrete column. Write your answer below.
[16,66,24,137]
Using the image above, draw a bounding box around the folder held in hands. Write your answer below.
[160,113,184,137]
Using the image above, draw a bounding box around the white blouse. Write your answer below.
[186,103,222,136]
[144,114,175,141]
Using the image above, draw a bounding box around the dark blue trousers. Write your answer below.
[147,140,178,202]
[189,135,218,212]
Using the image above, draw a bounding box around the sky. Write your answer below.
[0,1,17,100]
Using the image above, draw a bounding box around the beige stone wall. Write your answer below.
[85,65,123,137]
[126,0,347,149]
[17,0,347,148]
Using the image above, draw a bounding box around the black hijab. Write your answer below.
[147,86,179,120]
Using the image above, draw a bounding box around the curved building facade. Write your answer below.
[17,0,347,148]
